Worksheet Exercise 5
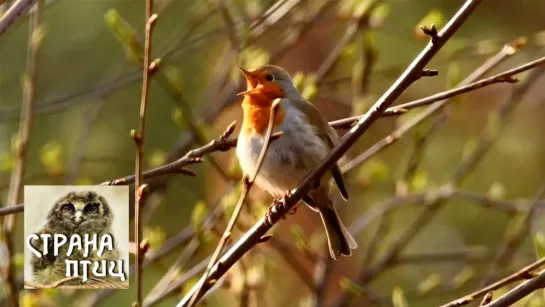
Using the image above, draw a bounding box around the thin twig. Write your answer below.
[133,0,157,305]
[440,257,545,307]
[339,41,522,174]
[482,268,545,307]
[0,0,35,38]
[3,2,42,306]
[176,2,483,306]
[186,101,281,307]
[480,183,545,285]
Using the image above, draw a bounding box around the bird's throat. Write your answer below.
[241,96,285,135]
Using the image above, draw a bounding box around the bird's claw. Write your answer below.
[264,191,293,226]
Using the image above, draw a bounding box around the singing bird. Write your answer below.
[236,65,357,259]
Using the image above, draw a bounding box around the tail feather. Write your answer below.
[318,206,358,260]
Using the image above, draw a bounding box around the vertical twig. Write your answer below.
[133,0,157,305]
[3,1,42,306]
[187,101,281,307]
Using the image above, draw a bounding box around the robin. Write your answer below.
[236,65,358,260]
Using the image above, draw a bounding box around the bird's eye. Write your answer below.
[265,73,274,81]
[84,203,99,214]
[61,203,75,214]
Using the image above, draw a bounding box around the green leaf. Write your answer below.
[392,287,408,307]
[164,66,183,95]
[446,62,461,90]
[417,273,441,295]
[339,277,364,297]
[410,170,428,192]
[415,9,445,38]
[292,72,305,92]
[76,177,94,185]
[534,232,545,259]
[452,266,475,288]
[359,159,390,182]
[369,3,391,27]
[0,152,13,173]
[172,107,185,127]
[39,141,64,176]
[143,226,167,249]
[302,83,318,101]
[191,201,209,232]
[148,150,167,168]
[223,184,242,217]
[104,9,141,62]
[487,182,505,199]
[504,212,528,241]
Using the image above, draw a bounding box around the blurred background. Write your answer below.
[1,0,544,306]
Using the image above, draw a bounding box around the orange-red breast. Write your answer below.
[236,65,357,259]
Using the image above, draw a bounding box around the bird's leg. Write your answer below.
[265,190,292,226]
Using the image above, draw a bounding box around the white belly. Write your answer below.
[236,104,328,197]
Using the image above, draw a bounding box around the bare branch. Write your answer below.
[441,257,545,307]
[175,1,484,305]
[2,2,42,306]
[187,101,281,307]
[133,1,157,304]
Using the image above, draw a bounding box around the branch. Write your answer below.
[480,184,545,285]
[187,101,281,307]
[441,257,545,307]
[483,268,545,307]
[133,1,157,305]
[0,0,35,38]
[2,2,42,306]
[175,1,483,306]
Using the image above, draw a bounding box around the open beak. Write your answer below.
[238,66,259,96]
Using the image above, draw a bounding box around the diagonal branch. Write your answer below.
[175,1,484,306]
[186,100,281,307]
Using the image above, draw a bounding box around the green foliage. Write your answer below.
[104,9,141,63]
[452,266,475,288]
[504,212,528,240]
[534,232,545,259]
[358,158,390,183]
[487,182,505,199]
[76,177,94,185]
[191,201,209,233]
[39,141,64,176]
[292,71,305,91]
[164,65,183,96]
[392,287,408,307]
[148,149,167,168]
[0,152,13,173]
[369,3,391,27]
[143,226,167,250]
[339,277,364,297]
[410,170,429,192]
[172,107,185,127]
[446,62,462,90]
[417,273,441,295]
[13,253,24,271]
[223,183,242,217]
[415,9,445,38]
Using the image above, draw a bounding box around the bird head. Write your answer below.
[237,65,297,100]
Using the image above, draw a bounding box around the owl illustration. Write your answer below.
[30,191,124,286]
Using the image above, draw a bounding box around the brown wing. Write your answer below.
[289,98,349,200]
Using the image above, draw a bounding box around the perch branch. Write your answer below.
[175,1,483,306]
[187,101,281,307]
